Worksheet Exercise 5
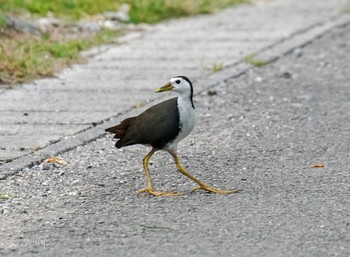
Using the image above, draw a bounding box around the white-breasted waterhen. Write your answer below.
[105,76,238,196]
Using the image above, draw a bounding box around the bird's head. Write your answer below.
[155,76,193,97]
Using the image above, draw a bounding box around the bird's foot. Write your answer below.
[191,185,240,195]
[137,188,183,197]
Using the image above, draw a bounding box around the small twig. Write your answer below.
[140,224,173,231]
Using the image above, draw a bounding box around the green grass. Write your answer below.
[0,193,15,201]
[0,0,248,85]
[1,0,247,23]
[0,0,120,20]
[0,14,7,27]
[127,0,248,23]
[212,62,225,72]
[343,5,350,13]
[244,55,269,67]
[0,29,121,85]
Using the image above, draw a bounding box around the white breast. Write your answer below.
[166,96,195,151]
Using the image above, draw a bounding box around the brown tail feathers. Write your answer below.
[105,117,135,139]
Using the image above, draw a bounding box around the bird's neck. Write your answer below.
[177,94,196,142]
[178,92,195,110]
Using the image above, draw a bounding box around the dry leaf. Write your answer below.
[312,164,325,168]
[45,157,67,165]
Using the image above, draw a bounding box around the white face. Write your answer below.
[170,76,192,95]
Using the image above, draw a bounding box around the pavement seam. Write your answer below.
[0,13,349,180]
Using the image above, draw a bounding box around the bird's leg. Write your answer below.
[169,151,239,195]
[137,148,183,197]
[137,148,156,194]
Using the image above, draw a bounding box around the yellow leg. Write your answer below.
[171,152,239,195]
[137,148,183,197]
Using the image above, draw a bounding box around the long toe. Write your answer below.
[191,186,240,195]
[137,188,183,197]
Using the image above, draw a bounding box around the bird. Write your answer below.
[105,76,239,196]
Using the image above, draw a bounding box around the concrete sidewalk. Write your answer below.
[0,0,350,175]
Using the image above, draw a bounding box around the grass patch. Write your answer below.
[343,5,350,13]
[0,14,7,27]
[1,0,121,21]
[0,193,15,201]
[0,29,122,85]
[1,0,248,85]
[1,0,248,23]
[127,0,248,24]
[244,55,268,67]
[212,62,225,72]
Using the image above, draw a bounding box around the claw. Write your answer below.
[191,186,240,195]
[137,188,183,197]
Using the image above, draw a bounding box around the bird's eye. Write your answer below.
[175,80,181,84]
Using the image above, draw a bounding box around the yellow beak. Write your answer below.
[155,81,173,93]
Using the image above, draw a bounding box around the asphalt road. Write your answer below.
[0,22,349,257]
